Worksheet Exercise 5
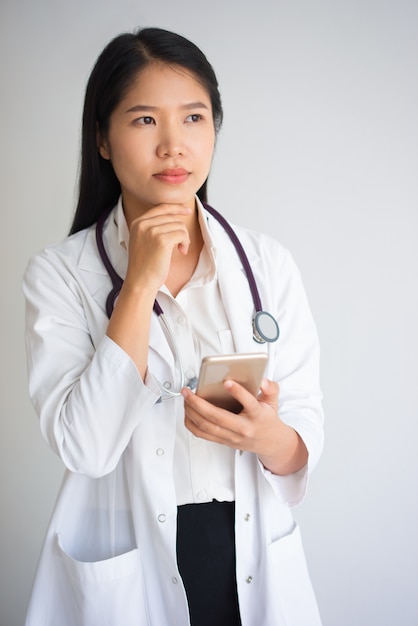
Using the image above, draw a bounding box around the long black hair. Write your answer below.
[69,27,223,235]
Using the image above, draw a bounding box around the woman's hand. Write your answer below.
[182,379,308,476]
[124,204,193,295]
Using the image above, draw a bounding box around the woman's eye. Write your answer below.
[136,116,155,125]
[185,113,202,123]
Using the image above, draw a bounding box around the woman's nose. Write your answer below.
[156,123,185,157]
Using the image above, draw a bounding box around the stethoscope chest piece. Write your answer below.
[253,310,280,344]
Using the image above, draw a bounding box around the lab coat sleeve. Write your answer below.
[257,246,324,506]
[23,250,160,478]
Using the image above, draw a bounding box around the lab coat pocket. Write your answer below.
[57,533,150,626]
[267,523,322,625]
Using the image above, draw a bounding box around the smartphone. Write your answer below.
[196,352,268,413]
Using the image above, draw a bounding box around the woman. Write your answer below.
[23,27,324,626]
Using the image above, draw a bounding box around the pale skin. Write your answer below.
[97,62,307,476]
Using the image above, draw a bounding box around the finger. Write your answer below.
[182,388,237,434]
[129,222,191,264]
[258,379,279,409]
[181,387,223,420]
[147,223,191,252]
[184,407,240,447]
[129,206,192,243]
[132,214,190,238]
[183,398,223,440]
[134,204,192,224]
[222,380,260,412]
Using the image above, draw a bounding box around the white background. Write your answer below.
[1,1,417,624]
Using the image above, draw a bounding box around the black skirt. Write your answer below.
[176,500,242,626]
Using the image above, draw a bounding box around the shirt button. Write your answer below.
[244,513,251,521]
[156,448,165,456]
[177,315,186,325]
[185,369,195,380]
[246,575,253,584]
[196,490,208,502]
[172,577,178,585]
[158,514,166,523]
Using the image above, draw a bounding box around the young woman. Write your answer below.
[23,27,324,626]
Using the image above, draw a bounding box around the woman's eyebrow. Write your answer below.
[181,102,209,110]
[125,101,209,114]
[125,104,157,113]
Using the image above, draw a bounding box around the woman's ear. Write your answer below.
[96,125,110,160]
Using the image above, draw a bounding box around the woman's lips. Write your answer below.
[153,168,190,184]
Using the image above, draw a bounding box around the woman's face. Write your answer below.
[98,63,216,217]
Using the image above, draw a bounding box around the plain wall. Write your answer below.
[1,1,417,624]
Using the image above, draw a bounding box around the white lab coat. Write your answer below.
[23,205,324,626]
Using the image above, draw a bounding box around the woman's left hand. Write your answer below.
[182,379,308,476]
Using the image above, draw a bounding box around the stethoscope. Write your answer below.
[96,202,280,398]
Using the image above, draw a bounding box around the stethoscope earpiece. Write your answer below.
[253,310,280,344]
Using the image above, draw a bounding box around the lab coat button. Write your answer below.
[185,369,195,380]
[177,315,186,325]
[196,490,208,501]
[172,577,178,584]
[163,381,172,389]
[158,514,166,523]
[244,513,251,521]
[246,575,253,584]
[156,448,165,456]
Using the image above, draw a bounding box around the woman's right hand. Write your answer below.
[123,203,192,297]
